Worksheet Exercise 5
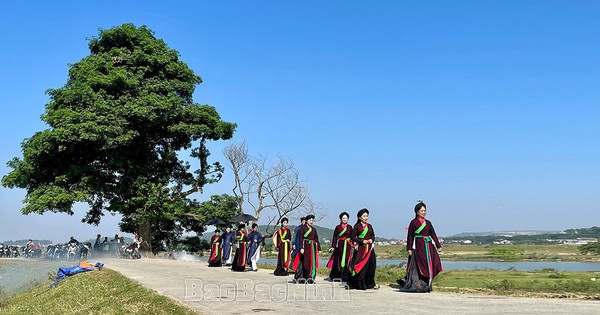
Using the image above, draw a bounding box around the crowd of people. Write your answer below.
[0,234,141,261]
[206,201,444,292]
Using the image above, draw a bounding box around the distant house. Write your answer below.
[462,240,472,244]
[493,239,513,245]
[562,238,598,245]
[545,239,562,243]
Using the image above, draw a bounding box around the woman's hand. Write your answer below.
[300,248,304,254]
[328,247,335,253]
[408,250,413,256]
[363,240,368,244]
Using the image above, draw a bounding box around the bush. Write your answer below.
[579,242,600,255]
[486,279,513,291]
[374,263,407,284]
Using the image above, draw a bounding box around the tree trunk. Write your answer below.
[138,221,154,258]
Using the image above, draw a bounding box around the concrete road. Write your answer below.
[101,258,600,315]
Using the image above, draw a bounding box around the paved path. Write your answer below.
[102,258,600,315]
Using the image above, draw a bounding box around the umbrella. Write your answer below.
[205,219,226,226]
[229,213,257,223]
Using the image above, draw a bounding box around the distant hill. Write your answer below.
[445,226,600,245]
[449,230,563,238]
[0,239,53,245]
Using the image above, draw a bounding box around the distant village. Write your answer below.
[334,227,600,247]
[439,228,600,246]
[445,237,598,245]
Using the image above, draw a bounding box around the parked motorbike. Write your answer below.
[66,243,78,261]
[119,241,141,259]
[10,245,20,258]
[79,242,91,261]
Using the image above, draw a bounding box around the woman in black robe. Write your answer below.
[208,229,222,267]
[292,214,321,283]
[273,217,292,276]
[398,200,443,292]
[231,224,248,272]
[326,212,353,281]
[347,208,379,290]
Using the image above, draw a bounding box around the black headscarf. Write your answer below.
[339,212,350,221]
[356,208,369,225]
[414,200,427,217]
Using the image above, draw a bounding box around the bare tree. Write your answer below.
[223,140,250,215]
[247,156,294,223]
[223,141,323,235]
[261,159,308,236]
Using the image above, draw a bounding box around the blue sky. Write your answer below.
[1,1,599,242]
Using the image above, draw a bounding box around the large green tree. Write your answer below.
[2,24,236,254]
[120,194,239,252]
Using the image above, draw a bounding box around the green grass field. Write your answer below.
[226,243,600,261]
[437,244,599,261]
[257,263,600,299]
[0,268,198,315]
[432,269,600,299]
[332,244,600,261]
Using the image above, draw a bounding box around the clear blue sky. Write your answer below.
[1,1,599,242]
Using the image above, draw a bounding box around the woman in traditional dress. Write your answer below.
[291,217,306,280]
[231,224,248,272]
[208,229,222,267]
[398,200,443,292]
[347,208,379,290]
[273,217,292,276]
[292,214,321,283]
[220,226,234,266]
[247,223,264,271]
[326,212,353,281]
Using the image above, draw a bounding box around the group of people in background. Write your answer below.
[206,201,443,293]
[207,223,263,272]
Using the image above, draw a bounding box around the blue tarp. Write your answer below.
[50,262,104,288]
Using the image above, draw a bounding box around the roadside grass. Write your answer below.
[257,263,600,299]
[0,268,198,315]
[427,244,599,261]
[433,269,600,299]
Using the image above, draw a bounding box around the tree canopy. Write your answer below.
[2,23,236,252]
